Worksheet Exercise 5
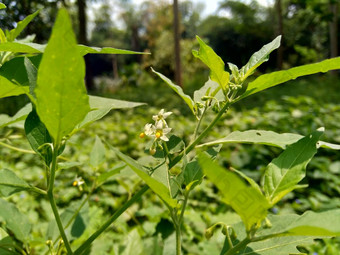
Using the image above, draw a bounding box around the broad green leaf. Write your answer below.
[198,153,270,230]
[198,129,339,150]
[264,129,323,205]
[151,68,195,115]
[0,42,45,53]
[74,95,145,132]
[282,209,340,236]
[166,135,184,154]
[0,198,31,242]
[192,36,230,90]
[0,29,6,43]
[0,236,20,255]
[24,109,52,165]
[8,10,40,42]
[35,9,90,144]
[240,36,281,81]
[0,103,31,128]
[238,56,340,101]
[112,147,177,208]
[0,169,30,197]
[77,45,148,56]
[90,136,106,167]
[0,3,6,9]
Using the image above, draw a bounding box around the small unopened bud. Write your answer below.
[170,167,181,175]
[46,240,53,246]
[205,228,214,240]
[149,148,156,155]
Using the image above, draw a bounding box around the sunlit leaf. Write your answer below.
[90,136,106,167]
[0,103,31,128]
[35,9,90,143]
[199,153,269,230]
[192,36,230,90]
[264,129,323,205]
[8,10,40,42]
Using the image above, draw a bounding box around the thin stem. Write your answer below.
[73,185,149,255]
[29,185,47,195]
[193,106,208,139]
[0,141,35,154]
[224,237,251,255]
[48,145,73,255]
[178,191,190,225]
[175,225,181,255]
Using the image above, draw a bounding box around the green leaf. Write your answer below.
[282,209,340,236]
[57,162,82,171]
[264,129,323,205]
[77,45,148,56]
[198,153,270,230]
[0,29,6,43]
[0,103,31,128]
[192,36,230,90]
[0,76,28,98]
[166,135,184,154]
[90,136,106,167]
[24,57,37,99]
[74,95,145,132]
[151,68,195,115]
[24,109,52,165]
[0,198,31,242]
[122,229,144,255]
[0,3,6,9]
[8,10,40,41]
[0,42,45,53]
[198,129,339,150]
[240,36,281,81]
[0,236,20,255]
[112,147,177,208]
[238,56,340,101]
[0,169,30,197]
[35,9,90,144]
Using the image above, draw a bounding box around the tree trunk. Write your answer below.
[173,0,182,87]
[77,0,94,90]
[275,0,283,70]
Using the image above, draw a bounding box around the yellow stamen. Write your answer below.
[72,181,78,186]
[139,132,145,138]
[155,131,161,139]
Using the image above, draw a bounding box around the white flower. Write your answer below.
[154,120,171,141]
[144,123,154,136]
[152,109,172,123]
[73,176,84,187]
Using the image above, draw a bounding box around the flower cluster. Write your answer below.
[140,109,172,154]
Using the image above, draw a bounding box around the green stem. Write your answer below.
[0,141,35,154]
[73,185,149,255]
[193,106,207,139]
[48,145,73,255]
[224,237,251,255]
[175,225,182,255]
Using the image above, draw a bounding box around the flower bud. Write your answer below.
[149,148,156,155]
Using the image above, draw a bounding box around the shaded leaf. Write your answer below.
[199,153,269,230]
[264,129,323,205]
[0,3,6,9]
[35,9,90,143]
[112,147,177,208]
[192,36,230,90]
[0,169,30,197]
[24,57,37,99]
[24,109,52,165]
[238,57,340,101]
[193,79,224,104]
[0,198,31,242]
